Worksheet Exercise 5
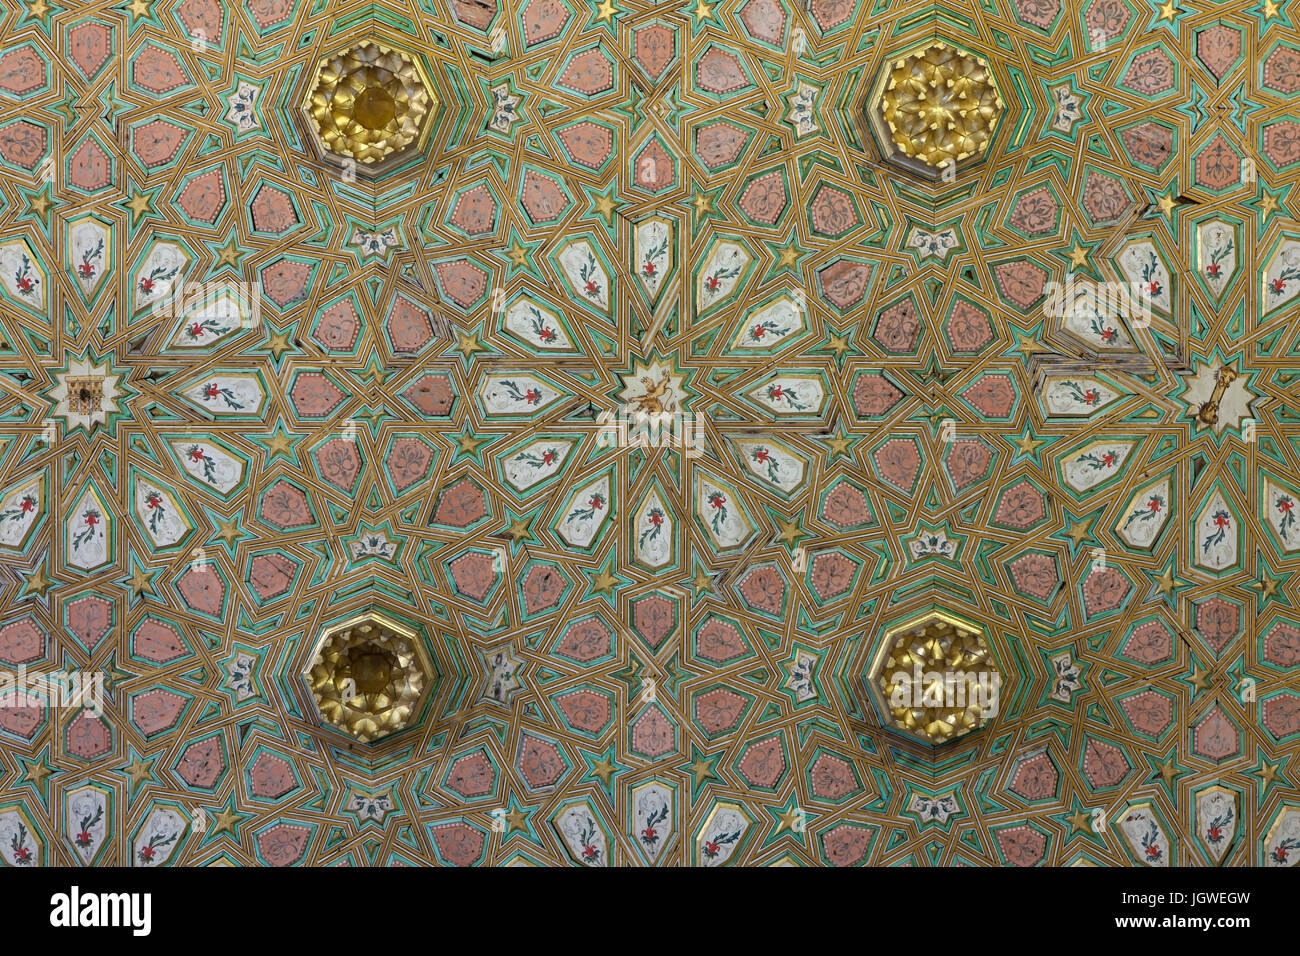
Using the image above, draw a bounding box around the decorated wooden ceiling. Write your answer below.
[0,0,1298,868]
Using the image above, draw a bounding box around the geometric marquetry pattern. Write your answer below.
[0,0,1297,868]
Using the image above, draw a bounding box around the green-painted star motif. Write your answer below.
[201,801,246,844]
[51,86,81,126]
[1146,749,1185,797]
[497,794,543,844]
[761,798,815,847]
[686,558,715,598]
[1059,797,1107,845]
[1253,754,1292,802]
[1146,0,1183,30]
[685,0,717,30]
[16,749,56,796]
[23,187,55,223]
[204,509,246,555]
[1147,562,1186,603]
[1008,430,1050,462]
[585,184,621,233]
[498,228,538,276]
[260,324,294,362]
[1256,0,1294,28]
[822,428,858,459]
[582,558,624,603]
[771,508,807,550]
[1256,182,1290,225]
[578,744,626,794]
[678,744,721,798]
[123,558,158,602]
[586,0,619,32]
[121,749,156,793]
[765,235,806,280]
[1060,234,1097,275]
[1185,655,1216,698]
[1057,510,1099,553]
[446,323,493,364]
[1006,323,1053,359]
[260,421,299,466]
[450,428,491,465]
[813,325,855,365]
[499,510,533,549]
[684,184,724,233]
